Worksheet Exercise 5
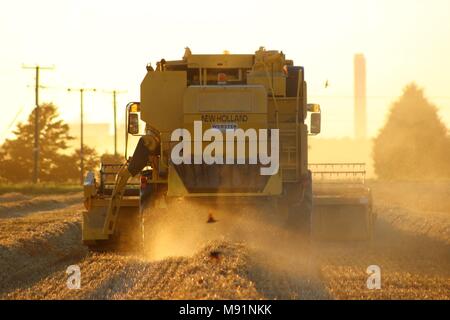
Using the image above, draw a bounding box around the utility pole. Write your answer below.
[68,87,96,185]
[22,64,54,184]
[104,90,127,156]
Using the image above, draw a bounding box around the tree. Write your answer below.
[53,145,100,183]
[100,153,125,165]
[373,83,450,180]
[0,103,73,182]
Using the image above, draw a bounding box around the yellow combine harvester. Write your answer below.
[82,47,373,251]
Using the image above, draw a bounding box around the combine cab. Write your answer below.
[310,163,374,241]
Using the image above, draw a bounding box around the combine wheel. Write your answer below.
[286,170,313,238]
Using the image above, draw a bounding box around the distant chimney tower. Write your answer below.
[354,54,367,140]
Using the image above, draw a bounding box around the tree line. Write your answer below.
[0,103,120,183]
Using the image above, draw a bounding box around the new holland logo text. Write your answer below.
[171,121,279,176]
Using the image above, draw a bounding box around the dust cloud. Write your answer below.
[141,197,329,299]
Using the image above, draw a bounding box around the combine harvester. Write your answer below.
[82,47,373,251]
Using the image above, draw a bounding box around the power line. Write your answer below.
[67,87,97,185]
[22,64,54,184]
[1,107,24,140]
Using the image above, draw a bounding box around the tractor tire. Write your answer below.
[286,170,313,238]
[84,239,118,252]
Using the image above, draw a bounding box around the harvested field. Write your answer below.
[0,182,449,300]
[0,192,81,219]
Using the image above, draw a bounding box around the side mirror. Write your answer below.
[310,112,321,134]
[127,102,141,135]
[128,113,139,134]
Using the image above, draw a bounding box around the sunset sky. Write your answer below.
[1,0,449,144]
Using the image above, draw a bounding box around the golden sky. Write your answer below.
[1,0,449,143]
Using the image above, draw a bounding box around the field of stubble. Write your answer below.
[0,181,449,300]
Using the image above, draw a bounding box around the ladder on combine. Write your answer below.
[279,124,300,182]
[277,67,305,183]
[263,65,310,183]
